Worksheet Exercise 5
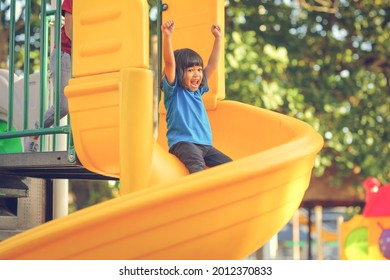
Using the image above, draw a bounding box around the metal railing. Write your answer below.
[0,0,75,162]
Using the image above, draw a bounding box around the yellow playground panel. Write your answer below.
[0,0,323,259]
[340,178,390,260]
[340,215,390,260]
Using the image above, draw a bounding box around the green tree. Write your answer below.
[224,0,389,187]
[1,0,43,74]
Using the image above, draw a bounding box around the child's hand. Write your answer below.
[161,19,175,36]
[211,24,222,38]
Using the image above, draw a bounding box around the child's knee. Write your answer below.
[187,162,206,173]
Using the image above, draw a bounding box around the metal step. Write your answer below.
[0,175,29,198]
[0,206,17,230]
[0,151,116,180]
[0,178,48,240]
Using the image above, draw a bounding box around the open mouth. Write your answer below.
[190,80,200,88]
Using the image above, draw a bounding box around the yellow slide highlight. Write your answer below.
[0,0,323,259]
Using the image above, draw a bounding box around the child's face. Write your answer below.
[184,66,203,91]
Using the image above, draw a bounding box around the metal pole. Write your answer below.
[315,205,323,260]
[39,0,48,130]
[157,1,168,103]
[336,215,344,260]
[54,0,62,129]
[51,0,68,219]
[263,235,278,260]
[23,0,32,130]
[292,210,301,260]
[307,207,312,259]
[8,0,16,132]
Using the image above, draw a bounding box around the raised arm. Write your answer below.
[64,11,72,40]
[161,20,176,84]
[204,24,222,79]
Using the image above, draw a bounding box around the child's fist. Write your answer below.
[161,19,175,35]
[211,24,221,37]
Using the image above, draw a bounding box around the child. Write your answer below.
[24,0,72,152]
[161,19,232,173]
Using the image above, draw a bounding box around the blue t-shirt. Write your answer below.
[162,76,212,148]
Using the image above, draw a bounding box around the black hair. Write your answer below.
[174,48,206,89]
[160,48,206,90]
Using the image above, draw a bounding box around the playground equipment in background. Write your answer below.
[298,210,339,243]
[0,120,22,153]
[279,209,340,246]
[340,177,390,260]
[0,69,42,153]
[0,0,323,259]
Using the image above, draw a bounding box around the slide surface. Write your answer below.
[0,100,323,259]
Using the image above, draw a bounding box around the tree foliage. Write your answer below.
[1,0,43,73]
[224,0,389,186]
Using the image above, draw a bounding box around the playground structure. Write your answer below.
[0,69,42,153]
[0,0,323,259]
[339,178,390,260]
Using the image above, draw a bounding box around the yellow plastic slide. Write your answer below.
[0,0,323,259]
[0,98,322,260]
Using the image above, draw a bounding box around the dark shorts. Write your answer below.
[169,142,232,174]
